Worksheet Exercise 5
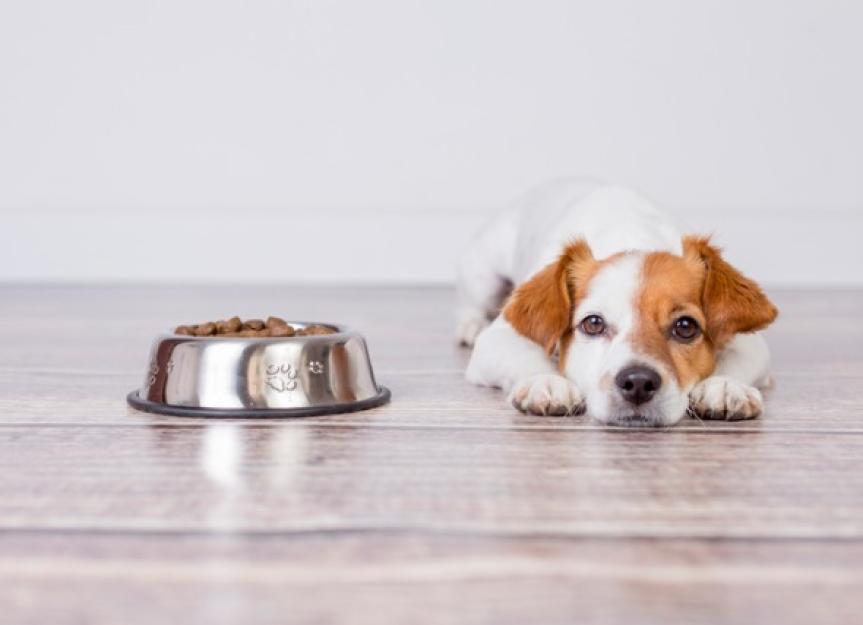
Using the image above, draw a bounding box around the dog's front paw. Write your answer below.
[509,374,585,416]
[689,376,763,421]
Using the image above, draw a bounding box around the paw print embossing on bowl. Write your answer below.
[265,363,299,392]
[145,361,159,388]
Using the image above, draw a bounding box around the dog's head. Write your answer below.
[503,237,778,426]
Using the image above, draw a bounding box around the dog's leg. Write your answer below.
[466,318,585,416]
[455,218,515,347]
[689,332,772,421]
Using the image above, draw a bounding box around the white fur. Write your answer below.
[508,373,585,417]
[561,254,689,427]
[689,376,764,421]
[465,316,559,390]
[689,333,772,420]
[459,179,772,426]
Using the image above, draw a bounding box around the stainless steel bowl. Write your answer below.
[127,322,390,417]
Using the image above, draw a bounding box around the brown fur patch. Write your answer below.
[636,252,715,387]
[503,240,597,355]
[635,239,779,388]
[682,237,779,348]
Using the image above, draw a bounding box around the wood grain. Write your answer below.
[0,368,861,431]
[1,285,862,624]
[1,533,862,625]
[0,424,862,538]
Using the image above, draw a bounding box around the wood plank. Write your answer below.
[0,533,861,625]
[0,424,861,538]
[0,368,860,432]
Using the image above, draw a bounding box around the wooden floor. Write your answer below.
[2,285,862,625]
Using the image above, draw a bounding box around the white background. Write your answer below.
[2,0,861,285]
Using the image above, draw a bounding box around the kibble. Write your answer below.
[216,316,242,334]
[302,324,336,336]
[266,316,286,328]
[174,317,337,338]
[194,322,216,336]
[226,316,242,332]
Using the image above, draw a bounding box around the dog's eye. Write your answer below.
[579,315,606,336]
[671,316,701,342]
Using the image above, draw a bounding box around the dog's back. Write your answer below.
[502,179,684,282]
[457,179,684,345]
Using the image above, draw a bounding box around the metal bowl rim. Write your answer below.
[126,387,391,418]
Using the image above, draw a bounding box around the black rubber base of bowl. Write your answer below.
[126,387,391,419]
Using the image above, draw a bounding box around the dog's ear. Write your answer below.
[683,236,778,348]
[503,240,595,354]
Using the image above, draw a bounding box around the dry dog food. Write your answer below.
[175,317,336,338]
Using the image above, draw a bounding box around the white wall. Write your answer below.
[2,0,861,285]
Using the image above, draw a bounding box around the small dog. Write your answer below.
[458,179,778,427]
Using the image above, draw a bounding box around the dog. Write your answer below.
[457,179,778,427]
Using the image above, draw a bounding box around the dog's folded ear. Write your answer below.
[503,240,595,354]
[683,236,778,348]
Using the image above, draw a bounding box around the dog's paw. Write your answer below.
[455,310,490,347]
[508,374,586,416]
[689,376,763,421]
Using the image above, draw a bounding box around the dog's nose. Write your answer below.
[615,366,662,405]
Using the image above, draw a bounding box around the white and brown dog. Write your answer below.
[458,179,778,427]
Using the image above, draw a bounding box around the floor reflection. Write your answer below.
[200,423,245,490]
[145,419,315,531]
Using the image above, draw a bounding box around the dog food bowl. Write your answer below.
[127,322,390,417]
